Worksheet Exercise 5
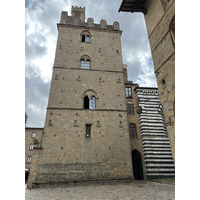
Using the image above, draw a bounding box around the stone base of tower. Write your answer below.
[27,162,133,189]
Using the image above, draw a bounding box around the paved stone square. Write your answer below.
[25,180,175,200]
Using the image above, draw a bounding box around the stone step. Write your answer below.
[146,168,175,172]
[144,159,174,163]
[142,137,170,141]
[143,140,170,144]
[145,163,175,167]
[143,148,172,152]
[143,144,171,148]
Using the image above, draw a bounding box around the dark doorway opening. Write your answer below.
[132,150,144,180]
[84,95,89,109]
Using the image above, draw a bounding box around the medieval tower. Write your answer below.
[27,6,134,188]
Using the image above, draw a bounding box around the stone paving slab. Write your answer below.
[25,181,175,200]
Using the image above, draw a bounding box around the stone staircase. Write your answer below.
[135,88,175,179]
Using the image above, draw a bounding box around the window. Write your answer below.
[81,30,91,43]
[85,35,90,43]
[86,60,90,69]
[90,96,96,109]
[84,95,96,110]
[80,57,91,69]
[86,124,91,138]
[81,59,85,69]
[82,35,90,43]
[82,35,85,42]
[27,156,31,163]
[84,95,89,109]
[29,144,34,150]
[126,87,132,98]
[32,132,36,138]
[129,123,137,139]
[127,104,134,115]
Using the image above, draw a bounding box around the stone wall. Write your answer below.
[27,7,133,188]
[144,0,175,160]
[25,128,43,171]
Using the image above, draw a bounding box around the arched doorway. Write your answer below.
[132,150,144,180]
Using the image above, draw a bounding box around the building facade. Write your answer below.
[135,87,175,179]
[25,127,43,183]
[26,6,175,188]
[27,6,134,188]
[119,0,175,160]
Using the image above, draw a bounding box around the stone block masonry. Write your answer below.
[27,6,133,188]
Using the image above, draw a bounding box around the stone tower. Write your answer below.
[28,6,133,188]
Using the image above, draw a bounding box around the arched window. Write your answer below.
[83,89,97,110]
[81,31,91,43]
[80,56,91,69]
[129,123,137,139]
[90,96,96,110]
[84,96,89,109]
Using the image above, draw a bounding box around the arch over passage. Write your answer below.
[132,150,144,180]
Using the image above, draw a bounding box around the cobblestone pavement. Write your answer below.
[25,181,175,200]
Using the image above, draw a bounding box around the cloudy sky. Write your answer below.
[25,0,157,127]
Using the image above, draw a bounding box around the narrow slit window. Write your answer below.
[86,124,91,138]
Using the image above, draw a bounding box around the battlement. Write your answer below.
[59,6,120,31]
[71,6,85,13]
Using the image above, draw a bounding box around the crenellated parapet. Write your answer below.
[59,6,120,31]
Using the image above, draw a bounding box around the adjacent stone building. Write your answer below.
[25,127,43,183]
[26,6,174,188]
[119,0,175,160]
[135,87,174,179]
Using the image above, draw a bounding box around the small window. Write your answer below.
[85,35,90,43]
[126,87,132,98]
[27,156,31,163]
[129,123,137,139]
[80,57,91,69]
[86,60,90,69]
[82,34,90,43]
[127,104,134,115]
[90,96,96,109]
[29,144,34,150]
[32,132,36,138]
[82,35,85,42]
[81,31,91,43]
[84,95,89,109]
[81,59,85,69]
[86,124,91,138]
